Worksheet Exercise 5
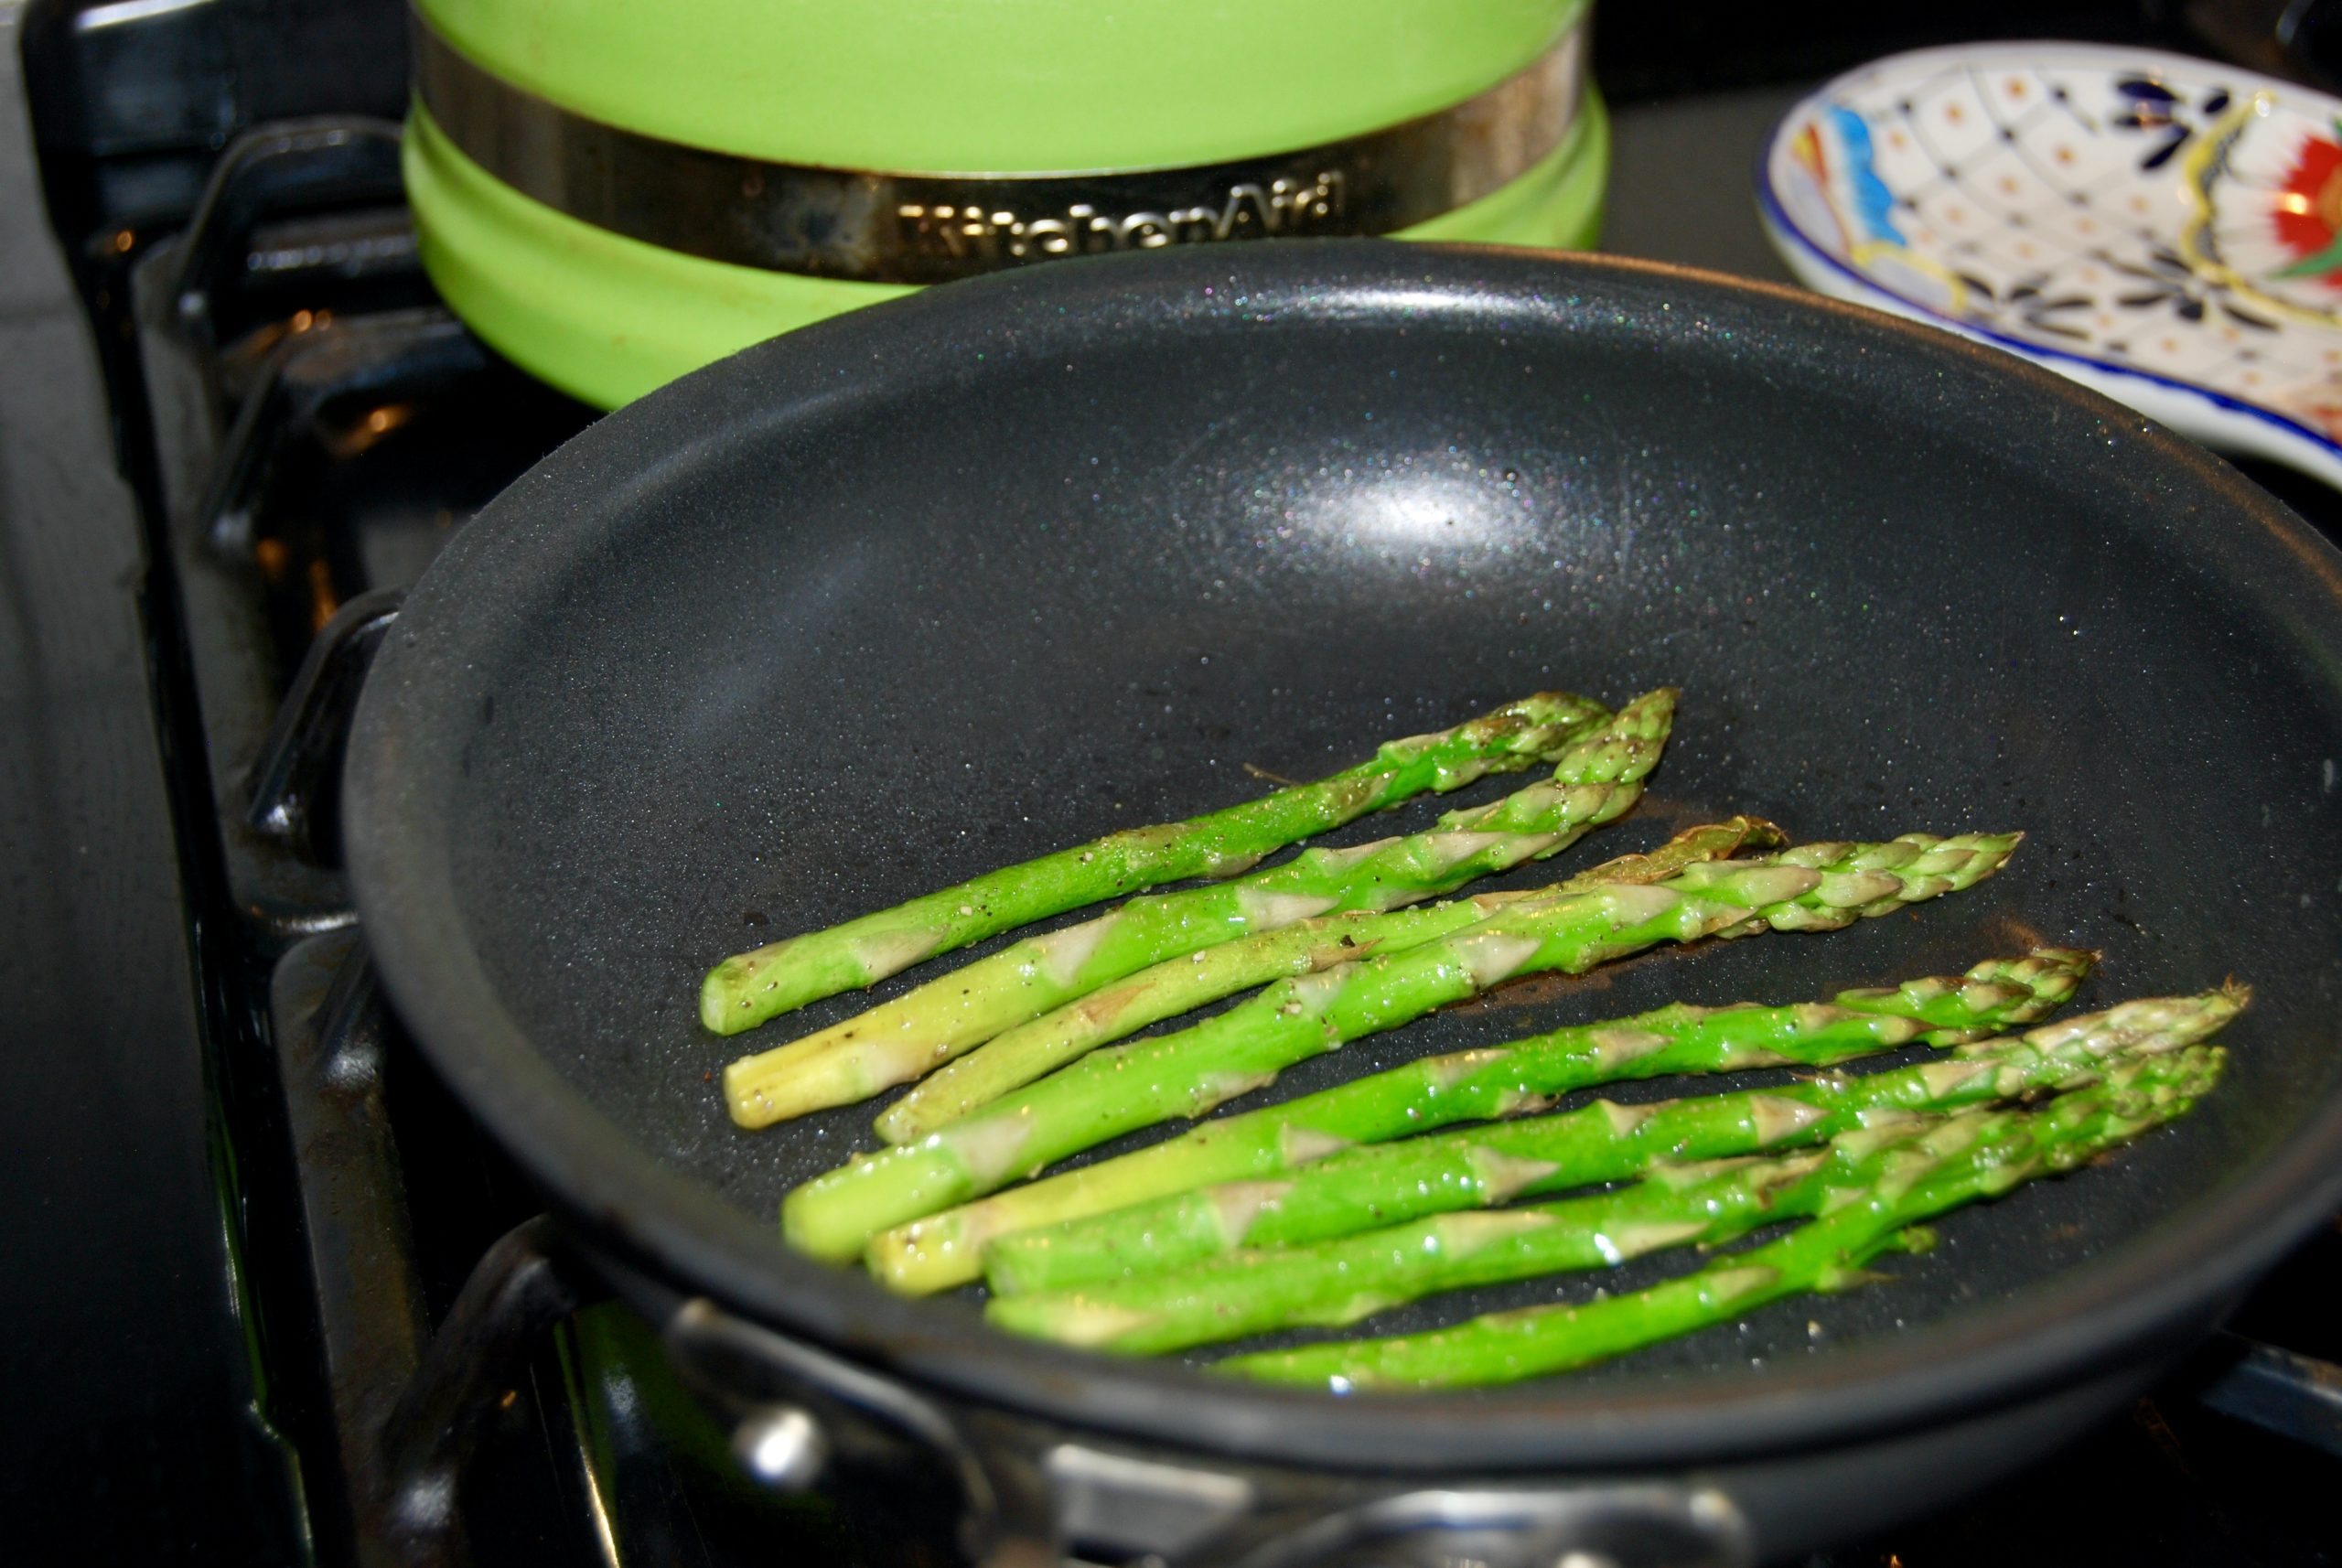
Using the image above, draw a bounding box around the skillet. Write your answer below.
[343,242,2342,1555]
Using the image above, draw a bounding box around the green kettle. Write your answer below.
[405,0,1606,408]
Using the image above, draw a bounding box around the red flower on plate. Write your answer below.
[2271,120,2342,285]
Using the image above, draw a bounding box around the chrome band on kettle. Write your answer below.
[410,11,1585,285]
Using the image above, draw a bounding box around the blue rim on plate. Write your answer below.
[1755,41,2342,489]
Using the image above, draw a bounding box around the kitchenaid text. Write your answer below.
[895,171,1348,263]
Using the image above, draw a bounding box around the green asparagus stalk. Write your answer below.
[979,986,2241,1292]
[876,815,1788,1144]
[794,829,2020,1278]
[702,689,1609,1036]
[1219,1046,2229,1389]
[979,946,2093,1297]
[989,1144,1856,1352]
[998,1052,2186,1355]
[727,692,1676,1128]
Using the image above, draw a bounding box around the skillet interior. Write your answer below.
[346,242,2342,1470]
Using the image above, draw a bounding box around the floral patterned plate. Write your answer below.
[1758,41,2342,488]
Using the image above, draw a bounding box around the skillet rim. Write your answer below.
[343,240,2342,1473]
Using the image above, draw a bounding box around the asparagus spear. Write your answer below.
[989,1144,1856,1352]
[727,692,1676,1128]
[980,947,2093,1297]
[702,689,1609,1036]
[876,815,1788,1144]
[796,829,2019,1277]
[979,986,2240,1291]
[1219,1046,2228,1389]
[996,1035,2213,1355]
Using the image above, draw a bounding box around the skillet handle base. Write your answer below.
[659,1294,1756,1568]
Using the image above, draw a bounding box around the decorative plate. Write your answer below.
[1758,41,2342,488]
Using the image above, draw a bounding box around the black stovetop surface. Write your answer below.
[4,0,2339,1562]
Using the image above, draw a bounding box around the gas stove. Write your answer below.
[5,1,2340,1563]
